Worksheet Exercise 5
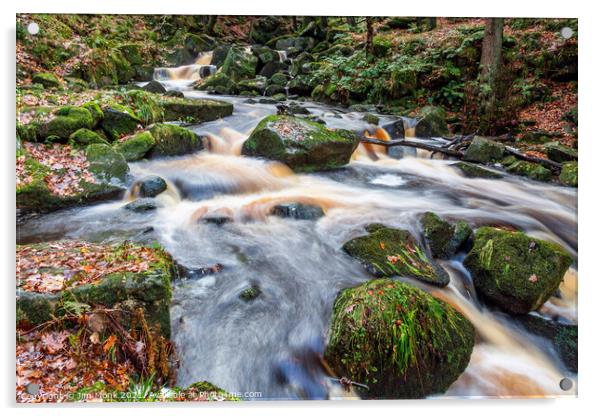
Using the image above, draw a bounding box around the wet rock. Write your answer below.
[462,136,506,163]
[100,105,141,140]
[184,33,216,54]
[421,212,472,259]
[514,314,577,373]
[414,106,449,137]
[258,61,287,78]
[238,284,261,301]
[241,115,359,172]
[265,84,286,96]
[342,224,450,286]
[362,113,379,125]
[32,72,61,89]
[252,45,280,66]
[82,102,104,127]
[506,160,552,181]
[113,131,155,161]
[164,90,184,98]
[452,161,503,179]
[270,203,324,220]
[148,123,204,157]
[142,80,167,94]
[276,103,310,116]
[16,241,175,338]
[269,72,289,87]
[237,77,267,95]
[275,37,316,51]
[271,93,287,102]
[559,161,578,187]
[137,175,167,198]
[160,97,233,123]
[195,72,238,95]
[69,128,109,147]
[325,279,475,399]
[201,215,233,226]
[85,143,129,182]
[38,106,94,140]
[250,16,288,45]
[124,198,158,212]
[221,46,258,82]
[210,44,232,68]
[544,142,577,163]
[464,227,573,314]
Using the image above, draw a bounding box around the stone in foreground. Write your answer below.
[241,115,359,172]
[463,227,572,314]
[325,279,475,399]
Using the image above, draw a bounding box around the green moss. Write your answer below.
[148,123,203,157]
[195,72,238,94]
[325,279,475,398]
[452,162,503,179]
[342,224,449,286]
[414,106,449,137]
[39,106,94,139]
[239,285,261,301]
[85,143,129,182]
[113,131,155,161]
[82,101,104,127]
[100,105,141,140]
[462,136,506,163]
[241,115,359,172]
[464,227,572,314]
[506,160,552,182]
[160,97,233,124]
[421,212,455,258]
[544,142,577,163]
[69,128,109,146]
[32,72,61,89]
[221,46,258,82]
[559,161,578,187]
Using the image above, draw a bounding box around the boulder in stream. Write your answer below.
[324,279,475,398]
[221,46,258,82]
[544,141,577,163]
[462,136,506,163]
[421,212,472,259]
[559,161,578,187]
[464,227,572,314]
[195,72,238,95]
[506,160,552,182]
[452,161,503,179]
[85,143,129,182]
[113,131,156,161]
[124,197,159,212]
[143,80,167,94]
[100,105,141,140]
[414,106,449,138]
[342,224,450,286]
[137,175,168,198]
[148,123,204,158]
[241,115,359,172]
[160,97,233,124]
[270,203,324,220]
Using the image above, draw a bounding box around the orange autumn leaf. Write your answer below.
[103,334,117,352]
[379,242,385,250]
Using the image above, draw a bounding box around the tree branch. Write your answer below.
[359,137,465,158]
[503,146,563,171]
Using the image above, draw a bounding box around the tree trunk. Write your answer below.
[365,17,374,58]
[205,15,217,35]
[291,16,298,31]
[427,17,437,30]
[478,18,504,132]
[346,17,356,29]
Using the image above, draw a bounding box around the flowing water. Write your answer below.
[17,60,578,400]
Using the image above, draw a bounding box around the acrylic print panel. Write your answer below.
[15,15,577,402]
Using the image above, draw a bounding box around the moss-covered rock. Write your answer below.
[559,161,578,187]
[325,279,475,399]
[116,43,144,66]
[506,160,552,181]
[113,131,155,161]
[16,241,175,338]
[160,97,233,123]
[143,80,167,94]
[82,102,104,127]
[544,142,577,163]
[462,136,506,163]
[464,227,572,314]
[342,224,450,286]
[69,128,109,146]
[239,285,261,301]
[32,72,61,89]
[452,162,503,179]
[414,106,449,138]
[38,106,94,139]
[184,33,216,54]
[421,212,472,259]
[221,46,258,82]
[237,77,267,95]
[100,105,141,140]
[148,123,203,157]
[195,72,238,95]
[241,115,359,172]
[85,143,129,182]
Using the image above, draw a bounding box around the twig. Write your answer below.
[360,137,465,158]
[503,146,563,171]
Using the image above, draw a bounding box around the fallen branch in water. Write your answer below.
[359,137,465,158]
[503,146,563,171]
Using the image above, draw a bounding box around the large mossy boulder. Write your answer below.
[69,128,109,147]
[85,144,129,182]
[559,161,578,187]
[38,106,94,139]
[100,105,141,141]
[184,33,216,54]
[464,227,572,314]
[325,279,475,399]
[452,162,503,179]
[506,160,552,181]
[414,106,449,138]
[250,16,288,45]
[211,44,232,68]
[221,46,258,82]
[16,241,175,338]
[462,136,506,164]
[544,142,577,163]
[195,72,238,95]
[161,97,233,123]
[113,131,156,161]
[32,72,61,89]
[421,212,472,259]
[342,224,450,286]
[148,124,203,157]
[241,115,359,172]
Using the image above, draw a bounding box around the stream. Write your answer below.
[16,58,578,400]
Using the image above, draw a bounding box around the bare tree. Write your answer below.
[205,15,217,35]
[478,18,504,130]
[365,17,374,58]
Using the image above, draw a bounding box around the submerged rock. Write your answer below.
[148,123,203,158]
[452,161,503,179]
[270,203,324,220]
[421,212,472,259]
[241,115,359,172]
[137,175,167,198]
[324,279,475,399]
[506,160,552,181]
[239,284,261,301]
[462,136,506,163]
[113,131,155,161]
[342,224,450,286]
[414,106,449,138]
[464,227,572,314]
[559,161,578,187]
[124,197,159,212]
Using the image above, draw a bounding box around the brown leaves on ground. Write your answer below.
[18,142,96,197]
[17,241,161,293]
[16,324,134,403]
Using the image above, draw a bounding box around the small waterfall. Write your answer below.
[151,51,216,90]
